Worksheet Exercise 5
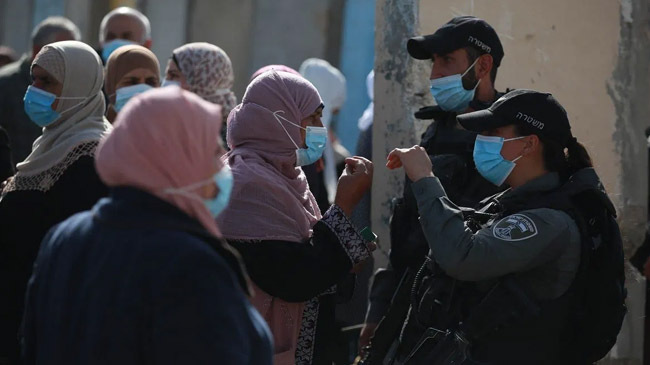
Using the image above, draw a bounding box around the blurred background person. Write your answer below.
[163,42,236,141]
[0,46,17,68]
[251,64,301,81]
[217,70,374,365]
[0,41,111,363]
[0,16,80,168]
[300,58,349,203]
[98,7,152,64]
[21,87,272,365]
[335,68,375,362]
[104,44,160,123]
[352,70,374,231]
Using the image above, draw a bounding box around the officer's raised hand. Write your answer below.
[386,145,434,182]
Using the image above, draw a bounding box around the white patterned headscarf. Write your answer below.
[4,41,111,193]
[172,42,237,122]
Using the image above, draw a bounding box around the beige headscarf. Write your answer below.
[104,45,160,123]
[8,40,111,192]
[172,42,237,122]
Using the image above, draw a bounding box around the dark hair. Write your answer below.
[464,46,497,84]
[515,124,593,181]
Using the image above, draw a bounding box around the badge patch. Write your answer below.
[492,214,538,241]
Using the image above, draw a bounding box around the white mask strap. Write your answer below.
[461,57,480,78]
[164,177,213,194]
[273,110,302,150]
[507,136,528,163]
[56,96,88,100]
[503,136,526,142]
[273,110,307,130]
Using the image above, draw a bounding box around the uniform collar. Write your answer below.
[503,172,561,200]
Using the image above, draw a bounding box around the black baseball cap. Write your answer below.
[408,16,504,67]
[457,89,573,147]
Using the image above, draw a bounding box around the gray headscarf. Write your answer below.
[8,41,111,192]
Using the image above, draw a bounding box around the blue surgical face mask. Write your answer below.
[473,135,526,186]
[163,165,234,219]
[430,58,480,112]
[102,39,136,63]
[23,85,88,127]
[113,84,154,112]
[273,110,328,167]
[161,79,181,88]
[205,165,233,217]
[298,126,328,166]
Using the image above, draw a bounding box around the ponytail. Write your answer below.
[566,137,593,174]
[515,125,593,181]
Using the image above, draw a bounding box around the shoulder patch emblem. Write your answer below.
[492,214,538,241]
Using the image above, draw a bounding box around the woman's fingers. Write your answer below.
[345,156,374,176]
[346,157,367,175]
[366,241,377,252]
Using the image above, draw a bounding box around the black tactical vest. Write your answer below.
[399,169,624,365]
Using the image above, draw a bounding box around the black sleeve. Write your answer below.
[389,176,430,278]
[47,155,108,225]
[229,222,350,302]
[0,126,14,182]
[228,206,369,303]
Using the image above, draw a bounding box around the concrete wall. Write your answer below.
[144,0,187,76]
[185,0,255,97]
[372,0,430,268]
[183,0,339,98]
[0,0,343,99]
[1,0,33,54]
[248,0,331,87]
[372,0,648,362]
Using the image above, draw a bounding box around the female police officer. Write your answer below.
[383,89,624,364]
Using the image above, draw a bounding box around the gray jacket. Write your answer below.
[412,172,581,300]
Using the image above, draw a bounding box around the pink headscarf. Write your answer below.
[218,70,323,242]
[219,70,323,363]
[95,87,224,236]
[250,64,300,80]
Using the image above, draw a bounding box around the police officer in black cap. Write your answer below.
[360,16,509,350]
[369,90,625,364]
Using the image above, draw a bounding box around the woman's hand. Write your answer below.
[386,145,434,182]
[334,156,373,216]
